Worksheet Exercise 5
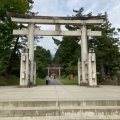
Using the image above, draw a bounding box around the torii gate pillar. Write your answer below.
[28,23,35,84]
[81,24,88,84]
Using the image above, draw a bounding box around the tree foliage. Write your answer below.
[0,0,31,75]
[53,8,91,75]
[0,0,51,79]
[53,8,120,79]
[89,13,120,78]
[34,46,52,78]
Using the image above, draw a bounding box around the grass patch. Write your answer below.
[99,79,117,85]
[59,75,78,85]
[36,77,46,85]
[0,76,46,86]
[0,75,19,86]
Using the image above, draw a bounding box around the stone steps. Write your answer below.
[0,100,120,119]
[0,116,120,120]
[1,106,120,109]
[0,107,120,117]
[0,100,119,107]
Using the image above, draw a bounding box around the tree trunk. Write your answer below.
[100,62,105,80]
[7,37,19,74]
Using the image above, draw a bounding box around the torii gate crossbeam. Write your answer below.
[10,15,104,25]
[13,29,102,36]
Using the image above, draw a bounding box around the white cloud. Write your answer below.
[107,4,120,29]
[66,0,82,9]
[31,0,120,55]
[32,0,68,16]
[38,36,61,55]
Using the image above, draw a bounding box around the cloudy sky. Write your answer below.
[31,0,120,55]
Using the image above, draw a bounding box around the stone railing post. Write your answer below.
[20,48,29,86]
[78,58,82,85]
[88,48,97,86]
[33,61,36,85]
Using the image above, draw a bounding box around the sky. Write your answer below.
[31,0,120,55]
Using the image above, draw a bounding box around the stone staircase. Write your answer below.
[0,100,120,120]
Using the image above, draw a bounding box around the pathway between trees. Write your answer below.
[49,79,63,85]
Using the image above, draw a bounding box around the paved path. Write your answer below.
[49,79,62,85]
[0,85,120,101]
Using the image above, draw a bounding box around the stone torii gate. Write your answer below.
[47,65,62,79]
[8,12,105,87]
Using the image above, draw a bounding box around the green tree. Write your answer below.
[53,8,89,75]
[90,13,120,79]
[0,0,31,75]
[34,46,52,78]
[53,36,80,64]
[53,8,120,80]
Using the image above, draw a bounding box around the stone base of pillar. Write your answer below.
[87,85,99,87]
[79,83,89,86]
[18,84,37,88]
[18,85,30,88]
